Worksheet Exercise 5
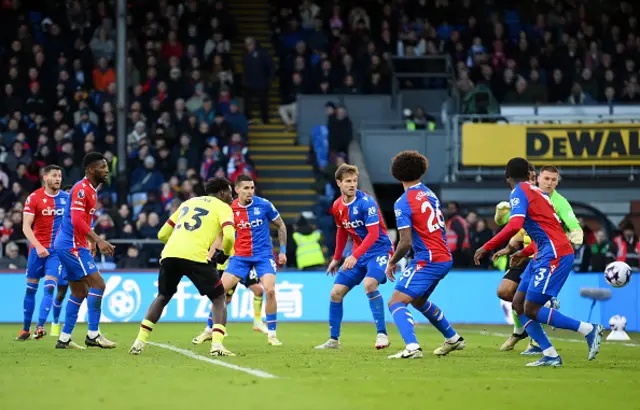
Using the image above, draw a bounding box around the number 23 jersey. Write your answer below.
[394,182,451,263]
[161,196,234,263]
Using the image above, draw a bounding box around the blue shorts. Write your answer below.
[517,254,574,303]
[334,252,389,290]
[395,260,452,299]
[226,255,276,281]
[26,249,67,282]
[57,248,100,282]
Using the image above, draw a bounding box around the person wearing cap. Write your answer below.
[0,241,28,270]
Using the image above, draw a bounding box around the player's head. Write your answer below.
[505,157,530,187]
[528,163,536,184]
[41,165,62,191]
[205,176,233,204]
[537,165,559,194]
[83,152,109,184]
[390,150,428,185]
[335,164,359,198]
[234,174,255,205]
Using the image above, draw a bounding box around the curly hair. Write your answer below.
[505,157,530,180]
[390,151,428,182]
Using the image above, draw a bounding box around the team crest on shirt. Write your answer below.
[353,207,358,215]
[78,189,85,199]
[254,208,261,215]
[510,197,520,208]
[61,198,66,204]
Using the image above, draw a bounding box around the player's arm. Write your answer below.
[554,194,583,245]
[389,227,411,266]
[158,208,181,244]
[351,203,381,259]
[272,215,287,255]
[22,211,48,257]
[208,233,223,260]
[388,199,412,269]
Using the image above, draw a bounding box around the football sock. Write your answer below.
[211,324,226,344]
[61,295,84,341]
[537,307,593,335]
[329,301,343,340]
[37,279,56,327]
[417,301,456,339]
[366,291,387,335]
[253,295,263,323]
[266,313,277,332]
[389,302,419,348]
[519,313,555,355]
[512,310,525,335]
[207,311,213,330]
[137,319,154,343]
[87,288,104,339]
[23,282,39,332]
[52,299,63,324]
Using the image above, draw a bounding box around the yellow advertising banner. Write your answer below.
[461,123,640,166]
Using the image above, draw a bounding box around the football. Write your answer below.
[604,261,632,288]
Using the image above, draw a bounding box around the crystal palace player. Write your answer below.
[315,164,393,350]
[54,152,117,349]
[16,165,69,341]
[474,157,603,367]
[217,175,287,347]
[385,151,465,359]
[50,185,73,337]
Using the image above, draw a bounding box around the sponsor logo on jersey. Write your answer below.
[342,219,364,229]
[394,208,402,217]
[237,219,263,229]
[42,208,64,216]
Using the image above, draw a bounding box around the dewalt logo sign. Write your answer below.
[462,123,640,166]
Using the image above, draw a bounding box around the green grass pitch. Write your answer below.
[2,322,640,410]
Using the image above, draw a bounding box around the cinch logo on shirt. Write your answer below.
[342,220,364,229]
[42,208,64,216]
[237,219,264,229]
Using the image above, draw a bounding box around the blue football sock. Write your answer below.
[537,307,581,332]
[519,313,552,351]
[23,283,39,332]
[266,313,277,332]
[418,301,456,339]
[37,279,56,327]
[52,298,64,324]
[207,311,213,329]
[329,301,343,340]
[87,288,104,333]
[62,295,84,336]
[389,302,419,346]
[366,291,387,335]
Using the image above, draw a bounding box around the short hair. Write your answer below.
[390,151,428,182]
[505,157,530,180]
[205,177,232,195]
[335,164,359,181]
[82,152,106,169]
[235,174,253,186]
[42,165,61,175]
[539,165,559,174]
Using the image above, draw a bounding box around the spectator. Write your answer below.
[130,156,165,194]
[590,230,611,272]
[610,222,640,271]
[445,201,471,268]
[328,106,352,157]
[225,101,249,137]
[279,72,303,130]
[117,245,146,269]
[243,37,275,124]
[0,242,27,270]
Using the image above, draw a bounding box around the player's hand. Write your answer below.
[89,241,97,257]
[385,262,397,282]
[326,259,340,276]
[568,229,584,246]
[278,252,287,266]
[491,246,510,261]
[97,239,115,257]
[510,251,528,267]
[35,246,49,258]
[473,247,488,265]
[341,255,357,271]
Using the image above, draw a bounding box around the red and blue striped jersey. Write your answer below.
[509,182,573,260]
[394,183,451,263]
[332,190,393,256]
[232,196,280,257]
[54,178,98,250]
[23,188,69,250]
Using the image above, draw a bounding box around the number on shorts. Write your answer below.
[249,268,258,280]
[420,201,445,233]
[175,207,210,231]
[376,255,388,267]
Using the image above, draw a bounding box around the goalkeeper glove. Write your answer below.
[494,201,511,226]
[568,229,584,246]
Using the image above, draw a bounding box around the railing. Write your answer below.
[447,113,640,182]
[389,55,454,107]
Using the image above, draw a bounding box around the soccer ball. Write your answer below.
[609,315,627,331]
[604,261,632,288]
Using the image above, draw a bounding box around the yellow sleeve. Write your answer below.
[158,208,181,244]
[218,203,235,255]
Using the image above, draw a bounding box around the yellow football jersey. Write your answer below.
[159,196,234,263]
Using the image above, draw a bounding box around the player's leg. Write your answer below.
[248,281,268,333]
[260,272,281,345]
[17,252,45,340]
[55,278,88,349]
[364,255,390,349]
[525,255,604,363]
[35,255,64,339]
[497,262,529,351]
[315,264,364,348]
[51,280,68,337]
[130,258,182,354]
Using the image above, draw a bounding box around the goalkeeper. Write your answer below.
[492,165,583,354]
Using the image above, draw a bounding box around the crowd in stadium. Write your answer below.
[0,0,639,268]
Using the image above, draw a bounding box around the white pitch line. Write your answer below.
[148,342,279,379]
[464,329,639,348]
